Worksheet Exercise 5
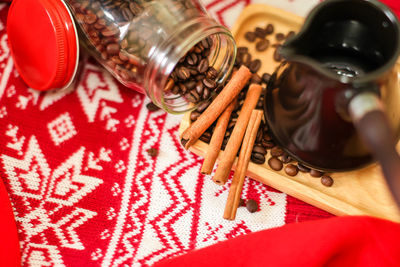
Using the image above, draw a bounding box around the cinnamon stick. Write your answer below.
[212,83,262,185]
[180,66,252,149]
[201,98,238,174]
[223,110,263,220]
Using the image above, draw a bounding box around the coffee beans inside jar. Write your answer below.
[66,0,236,112]
[163,37,222,104]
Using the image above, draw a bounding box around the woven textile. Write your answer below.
[0,1,334,266]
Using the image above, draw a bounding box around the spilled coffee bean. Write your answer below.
[281,153,292,163]
[275,33,285,41]
[321,175,334,187]
[146,102,160,111]
[251,153,266,164]
[147,148,159,157]
[256,39,270,51]
[255,27,268,38]
[310,169,324,177]
[246,199,258,213]
[265,23,274,34]
[249,59,261,73]
[245,31,257,42]
[284,164,298,176]
[268,157,283,171]
[261,73,271,84]
[273,45,283,62]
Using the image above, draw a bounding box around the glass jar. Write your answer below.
[7,0,236,113]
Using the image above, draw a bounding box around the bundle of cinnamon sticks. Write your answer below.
[181,65,264,220]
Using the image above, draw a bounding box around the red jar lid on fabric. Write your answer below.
[7,0,79,91]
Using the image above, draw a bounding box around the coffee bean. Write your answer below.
[239,198,246,207]
[255,27,267,38]
[255,39,270,51]
[129,2,142,14]
[262,140,275,149]
[237,46,248,54]
[177,67,191,80]
[106,43,119,55]
[241,53,252,67]
[190,111,201,122]
[246,199,258,213]
[202,87,211,100]
[188,68,198,76]
[244,31,256,42]
[250,74,262,84]
[195,81,204,95]
[265,23,274,34]
[251,153,266,164]
[206,67,218,79]
[268,157,283,171]
[147,148,158,157]
[195,74,205,81]
[249,59,261,73]
[84,13,97,24]
[261,73,271,83]
[146,102,160,111]
[197,58,209,73]
[102,26,119,37]
[321,175,334,187]
[297,163,311,173]
[203,78,216,89]
[185,92,197,103]
[186,53,198,65]
[286,31,296,39]
[253,145,266,155]
[275,33,285,41]
[201,38,210,49]
[273,45,283,62]
[196,100,210,113]
[122,7,134,21]
[199,132,211,143]
[189,89,200,103]
[310,169,324,177]
[284,164,298,176]
[179,83,188,94]
[185,80,196,90]
[271,146,284,157]
[281,153,292,163]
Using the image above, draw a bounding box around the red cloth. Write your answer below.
[383,0,400,17]
[155,216,400,267]
[0,178,20,267]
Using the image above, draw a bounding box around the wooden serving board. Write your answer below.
[179,4,400,222]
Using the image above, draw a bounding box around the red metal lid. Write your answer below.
[7,0,79,91]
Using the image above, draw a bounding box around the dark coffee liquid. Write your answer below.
[265,54,375,171]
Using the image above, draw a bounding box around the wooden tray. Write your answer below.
[179,4,400,222]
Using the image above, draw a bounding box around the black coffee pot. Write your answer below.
[264,0,400,204]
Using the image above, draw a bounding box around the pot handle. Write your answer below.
[349,92,400,207]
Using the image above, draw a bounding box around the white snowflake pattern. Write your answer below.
[0,106,7,118]
[115,160,126,173]
[124,115,135,128]
[1,136,104,265]
[119,138,130,151]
